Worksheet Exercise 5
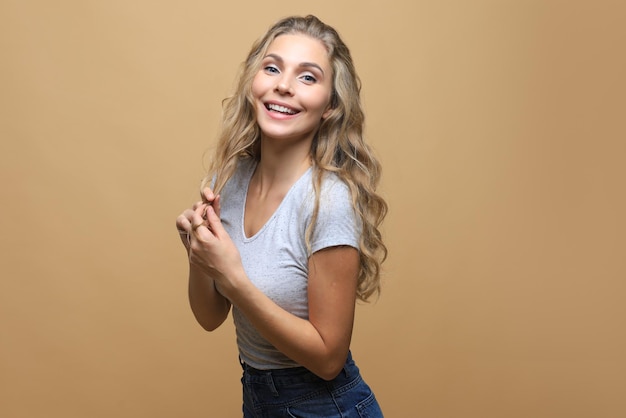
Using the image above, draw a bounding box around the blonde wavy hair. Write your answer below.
[201,15,387,301]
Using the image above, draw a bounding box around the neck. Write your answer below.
[253,136,313,196]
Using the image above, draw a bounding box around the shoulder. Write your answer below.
[317,172,353,214]
[223,158,256,193]
[309,171,361,252]
[234,158,257,180]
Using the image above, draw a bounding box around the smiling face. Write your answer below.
[251,34,333,146]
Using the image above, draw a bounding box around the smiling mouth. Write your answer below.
[266,103,299,115]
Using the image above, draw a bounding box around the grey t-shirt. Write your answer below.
[219,159,361,369]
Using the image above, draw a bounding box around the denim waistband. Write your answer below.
[240,351,358,386]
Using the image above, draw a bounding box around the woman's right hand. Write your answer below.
[200,187,221,217]
[176,188,221,253]
[177,188,231,331]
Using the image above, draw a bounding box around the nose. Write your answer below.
[274,77,294,95]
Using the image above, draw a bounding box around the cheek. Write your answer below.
[250,73,266,98]
[308,92,332,116]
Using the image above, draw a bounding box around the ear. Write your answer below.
[322,104,333,120]
[322,89,336,120]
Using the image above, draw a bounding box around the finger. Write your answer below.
[192,200,205,211]
[201,188,216,204]
[182,207,196,218]
[176,215,193,248]
[190,211,211,237]
[213,195,221,217]
[205,205,225,237]
[194,203,209,221]
[176,214,192,233]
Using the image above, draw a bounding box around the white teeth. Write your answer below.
[267,103,297,114]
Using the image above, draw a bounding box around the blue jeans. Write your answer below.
[240,352,383,417]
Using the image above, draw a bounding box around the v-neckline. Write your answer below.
[241,163,312,241]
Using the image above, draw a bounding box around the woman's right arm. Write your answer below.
[177,191,231,331]
[188,264,231,331]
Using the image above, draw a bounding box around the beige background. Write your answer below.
[1,1,624,417]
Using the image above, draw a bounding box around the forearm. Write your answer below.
[227,275,352,380]
[188,264,231,331]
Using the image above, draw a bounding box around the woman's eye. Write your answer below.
[264,66,279,74]
[300,74,317,83]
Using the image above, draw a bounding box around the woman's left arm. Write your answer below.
[195,206,359,381]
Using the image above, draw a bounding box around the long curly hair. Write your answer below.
[201,15,387,301]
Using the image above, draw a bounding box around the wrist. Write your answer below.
[220,267,252,305]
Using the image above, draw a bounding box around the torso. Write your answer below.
[219,159,360,369]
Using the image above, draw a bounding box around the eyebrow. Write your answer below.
[264,53,325,76]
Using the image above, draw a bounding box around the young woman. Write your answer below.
[176,15,387,417]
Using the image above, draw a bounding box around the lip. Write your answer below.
[263,100,301,119]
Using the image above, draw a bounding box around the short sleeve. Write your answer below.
[310,178,361,254]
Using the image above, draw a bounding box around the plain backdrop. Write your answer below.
[1,1,624,417]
